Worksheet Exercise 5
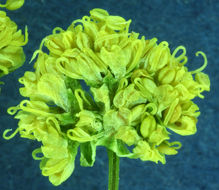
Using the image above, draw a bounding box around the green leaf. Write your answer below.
[97,134,134,158]
[90,83,110,112]
[80,141,96,167]
[103,72,119,106]
[65,80,81,114]
[56,112,78,126]
[65,77,82,90]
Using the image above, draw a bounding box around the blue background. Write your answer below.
[0,0,218,190]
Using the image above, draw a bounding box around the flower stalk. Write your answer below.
[108,149,120,190]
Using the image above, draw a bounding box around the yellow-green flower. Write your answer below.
[4,8,210,186]
[0,10,28,77]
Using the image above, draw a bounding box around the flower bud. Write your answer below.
[164,103,182,124]
[195,72,210,91]
[142,78,157,94]
[106,16,129,31]
[157,66,176,84]
[90,8,109,22]
[173,67,185,84]
[146,41,170,73]
[140,115,156,138]
[130,104,146,125]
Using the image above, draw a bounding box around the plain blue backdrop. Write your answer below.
[0,0,218,190]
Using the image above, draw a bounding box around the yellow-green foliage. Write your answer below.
[4,8,210,186]
[0,10,28,78]
[0,0,24,10]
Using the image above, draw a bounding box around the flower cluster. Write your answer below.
[0,10,28,78]
[4,8,210,186]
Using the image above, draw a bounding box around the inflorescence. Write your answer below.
[3,8,210,186]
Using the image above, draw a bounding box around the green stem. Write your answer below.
[107,149,120,190]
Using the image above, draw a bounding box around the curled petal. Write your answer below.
[190,51,208,74]
[171,45,187,65]
[32,148,44,160]
[3,128,19,140]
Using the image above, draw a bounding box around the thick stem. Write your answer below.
[107,149,120,190]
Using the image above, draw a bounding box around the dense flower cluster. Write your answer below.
[0,10,27,78]
[4,8,210,186]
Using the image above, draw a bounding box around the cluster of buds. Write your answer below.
[4,8,210,186]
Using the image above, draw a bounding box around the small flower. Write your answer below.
[115,125,140,146]
[40,142,79,186]
[133,140,166,164]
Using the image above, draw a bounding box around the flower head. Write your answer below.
[4,8,210,185]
